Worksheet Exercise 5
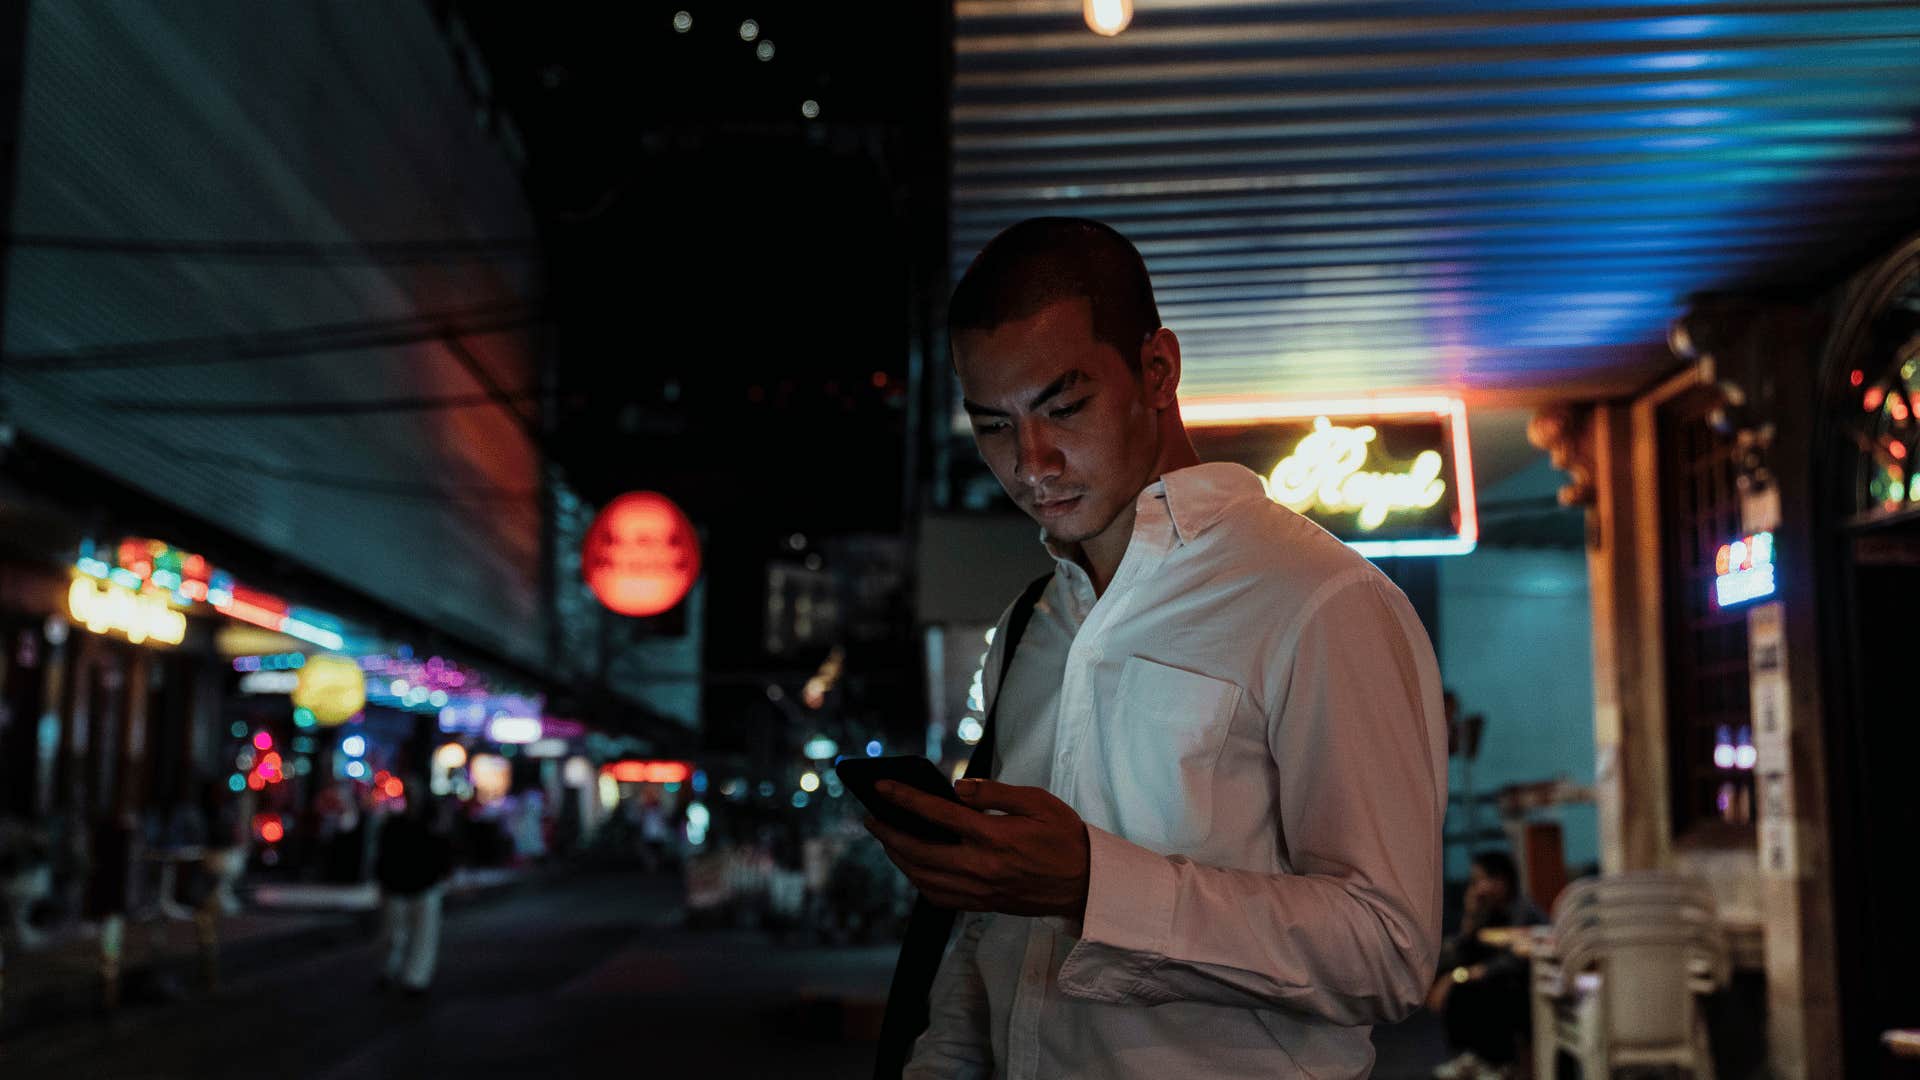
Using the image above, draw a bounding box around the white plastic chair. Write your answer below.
[1536,873,1729,1079]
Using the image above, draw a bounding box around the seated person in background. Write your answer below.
[1428,850,1548,1080]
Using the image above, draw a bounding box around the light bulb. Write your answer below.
[1084,0,1133,36]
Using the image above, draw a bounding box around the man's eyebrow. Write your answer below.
[961,371,1089,419]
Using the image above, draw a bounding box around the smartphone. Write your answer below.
[836,755,966,845]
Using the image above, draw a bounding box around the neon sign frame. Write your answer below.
[1183,396,1479,557]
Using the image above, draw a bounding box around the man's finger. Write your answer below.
[866,815,979,874]
[872,781,999,842]
[953,778,1052,816]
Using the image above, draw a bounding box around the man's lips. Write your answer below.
[1031,495,1082,517]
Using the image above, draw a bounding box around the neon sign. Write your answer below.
[76,538,347,651]
[582,492,702,617]
[1267,418,1447,530]
[1183,397,1478,557]
[1714,531,1776,608]
[487,716,544,744]
[605,760,693,784]
[68,576,187,646]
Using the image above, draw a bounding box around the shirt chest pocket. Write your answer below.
[1096,656,1244,853]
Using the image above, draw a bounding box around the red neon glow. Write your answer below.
[606,760,692,784]
[219,597,286,631]
[382,777,404,799]
[256,815,285,844]
[252,730,273,751]
[1891,442,1908,460]
[1865,387,1887,413]
[216,584,290,631]
[181,579,208,601]
[582,493,702,618]
[247,772,266,791]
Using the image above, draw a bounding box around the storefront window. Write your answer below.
[1660,391,1754,836]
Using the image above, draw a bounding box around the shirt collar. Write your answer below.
[1039,461,1268,559]
[1156,461,1269,544]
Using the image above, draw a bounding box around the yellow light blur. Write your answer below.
[1084,0,1132,36]
[799,771,820,793]
[68,577,186,646]
[469,754,511,805]
[597,773,620,811]
[291,654,367,727]
[433,743,468,771]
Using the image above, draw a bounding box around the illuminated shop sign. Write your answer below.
[605,760,692,784]
[582,492,702,617]
[487,716,543,744]
[67,576,188,646]
[1714,531,1776,609]
[75,538,348,650]
[1183,397,1478,557]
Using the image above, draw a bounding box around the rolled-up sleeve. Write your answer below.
[1056,574,1446,1026]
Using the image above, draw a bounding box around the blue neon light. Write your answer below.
[1713,531,1776,608]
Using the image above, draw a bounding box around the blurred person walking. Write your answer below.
[374,781,452,996]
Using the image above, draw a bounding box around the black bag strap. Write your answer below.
[872,571,1053,1080]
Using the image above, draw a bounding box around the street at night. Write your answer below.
[2,869,895,1078]
[3,2,1920,1077]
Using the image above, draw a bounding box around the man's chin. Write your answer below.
[1029,502,1103,544]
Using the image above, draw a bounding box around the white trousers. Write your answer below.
[381,886,444,990]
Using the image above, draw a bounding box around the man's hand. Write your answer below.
[863,778,1091,919]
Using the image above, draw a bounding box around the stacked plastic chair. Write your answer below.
[1535,871,1730,1079]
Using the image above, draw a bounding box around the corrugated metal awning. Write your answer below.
[953,0,1920,401]
[1,2,545,665]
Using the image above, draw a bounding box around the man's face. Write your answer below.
[1467,864,1513,907]
[954,299,1161,544]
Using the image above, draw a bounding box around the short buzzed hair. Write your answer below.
[949,217,1160,372]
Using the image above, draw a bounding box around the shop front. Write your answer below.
[1544,233,1920,1077]
[1810,231,1920,1075]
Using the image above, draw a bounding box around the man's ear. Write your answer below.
[1140,328,1182,410]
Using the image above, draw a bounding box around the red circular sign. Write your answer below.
[582,492,701,617]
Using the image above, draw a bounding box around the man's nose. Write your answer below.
[1015,422,1063,488]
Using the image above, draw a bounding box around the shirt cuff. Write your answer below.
[1056,823,1178,1002]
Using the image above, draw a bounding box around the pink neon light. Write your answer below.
[1180,395,1457,426]
[1448,398,1479,546]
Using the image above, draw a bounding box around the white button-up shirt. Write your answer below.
[904,462,1447,1080]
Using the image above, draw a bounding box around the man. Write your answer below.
[374,781,453,997]
[1427,851,1547,1080]
[866,217,1448,1078]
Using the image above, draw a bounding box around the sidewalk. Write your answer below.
[0,865,543,1039]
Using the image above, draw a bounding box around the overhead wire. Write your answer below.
[135,434,539,503]
[2,299,546,373]
[90,388,546,417]
[1,232,539,265]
